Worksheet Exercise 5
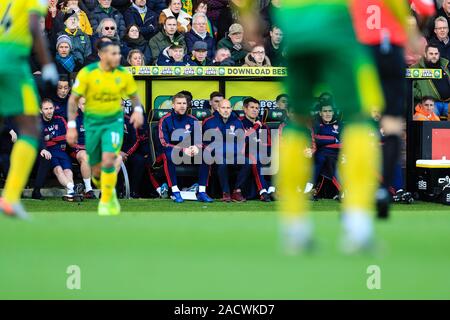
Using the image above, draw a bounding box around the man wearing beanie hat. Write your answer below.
[217,23,249,66]
[55,35,79,74]
[57,10,92,66]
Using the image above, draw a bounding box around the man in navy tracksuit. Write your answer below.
[66,98,96,199]
[310,104,342,196]
[202,99,250,202]
[122,111,168,198]
[40,99,76,200]
[241,97,274,202]
[158,93,212,203]
[0,118,16,179]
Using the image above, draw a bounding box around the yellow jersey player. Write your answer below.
[67,41,144,216]
[240,0,385,254]
[0,0,59,219]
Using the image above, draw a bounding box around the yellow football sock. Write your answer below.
[100,167,117,204]
[92,176,100,188]
[340,123,380,213]
[276,130,312,219]
[2,136,38,203]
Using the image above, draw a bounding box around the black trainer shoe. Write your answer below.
[31,189,43,200]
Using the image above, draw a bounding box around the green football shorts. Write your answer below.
[84,114,124,166]
[0,59,40,117]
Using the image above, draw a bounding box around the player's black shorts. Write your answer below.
[370,45,406,117]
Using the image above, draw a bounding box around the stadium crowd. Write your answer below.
[0,0,448,204]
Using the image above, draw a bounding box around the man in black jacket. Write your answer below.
[123,0,158,40]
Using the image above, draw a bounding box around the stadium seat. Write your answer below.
[147,109,199,184]
[234,110,245,118]
[262,108,287,129]
[190,108,211,121]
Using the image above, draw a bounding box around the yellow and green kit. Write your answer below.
[0,0,47,117]
[71,62,138,166]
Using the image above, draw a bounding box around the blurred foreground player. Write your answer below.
[240,0,384,254]
[0,0,59,218]
[67,41,144,216]
[351,0,436,219]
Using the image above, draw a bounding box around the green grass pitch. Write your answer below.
[0,199,449,299]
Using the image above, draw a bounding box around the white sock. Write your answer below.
[268,186,276,194]
[84,178,93,192]
[172,185,180,192]
[304,182,314,194]
[156,187,162,195]
[67,182,75,194]
[259,188,267,195]
[199,185,206,193]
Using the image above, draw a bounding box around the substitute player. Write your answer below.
[0,0,59,218]
[351,0,436,219]
[240,0,384,253]
[66,41,144,216]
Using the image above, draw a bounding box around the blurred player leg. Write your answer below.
[276,54,317,254]
[328,46,384,253]
[371,45,406,219]
[0,78,41,219]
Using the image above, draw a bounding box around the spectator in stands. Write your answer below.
[80,0,99,12]
[241,97,273,202]
[62,0,93,35]
[86,35,113,64]
[121,24,152,65]
[159,0,192,33]
[185,13,216,60]
[90,18,120,53]
[58,10,92,67]
[55,35,80,75]
[413,96,441,121]
[149,16,186,63]
[0,119,16,180]
[189,41,212,66]
[209,91,224,113]
[158,93,212,203]
[412,44,450,117]
[212,48,235,66]
[123,0,158,40]
[148,0,166,15]
[405,17,428,66]
[429,16,450,60]
[243,45,271,67]
[156,43,189,66]
[30,16,53,73]
[40,99,76,201]
[264,25,285,67]
[207,0,228,32]
[52,76,72,119]
[310,103,342,198]
[216,0,242,41]
[69,97,96,199]
[46,0,65,42]
[181,0,193,16]
[90,0,127,38]
[202,99,250,202]
[193,1,213,35]
[427,0,450,39]
[111,0,132,13]
[127,49,146,66]
[260,0,281,36]
[217,23,249,66]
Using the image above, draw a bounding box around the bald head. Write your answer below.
[218,99,232,120]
